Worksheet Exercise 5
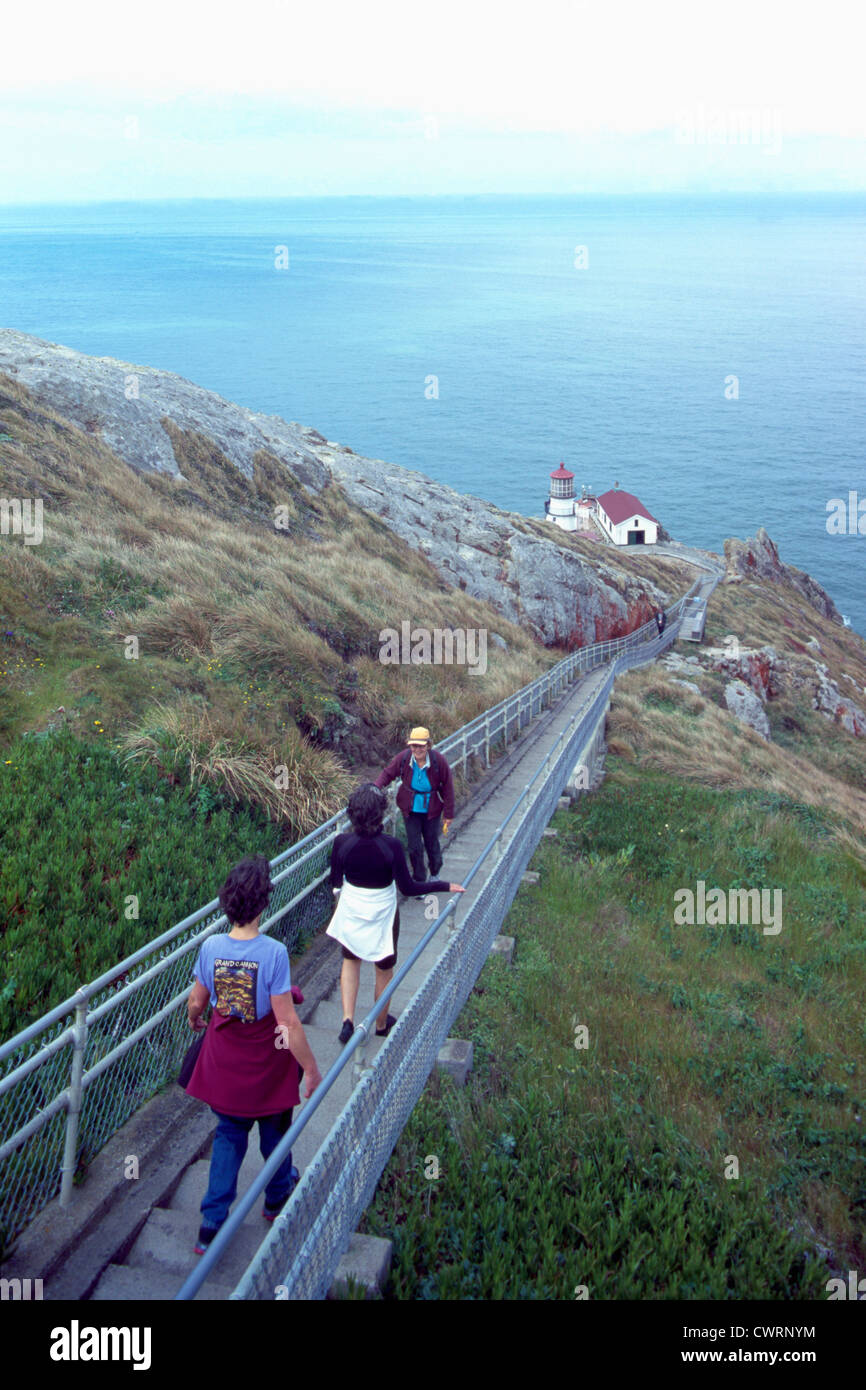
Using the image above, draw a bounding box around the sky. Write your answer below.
[2,0,865,202]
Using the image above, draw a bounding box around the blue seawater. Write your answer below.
[1,193,864,633]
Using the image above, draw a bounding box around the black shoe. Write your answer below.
[194,1224,218,1255]
[338,1018,354,1044]
[263,1167,300,1220]
[375,1014,397,1037]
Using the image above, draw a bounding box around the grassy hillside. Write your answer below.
[359,577,866,1298]
[361,772,864,1298]
[605,577,866,856]
[0,375,554,778]
[0,728,287,1039]
[0,373,564,1031]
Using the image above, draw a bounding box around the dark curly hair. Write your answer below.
[219,854,273,928]
[347,782,386,838]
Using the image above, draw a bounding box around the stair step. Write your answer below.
[312,996,416,1031]
[312,999,356,1030]
[90,1258,234,1302]
[170,1159,214,1218]
[126,1206,268,1285]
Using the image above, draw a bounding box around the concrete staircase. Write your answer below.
[88,664,615,1301]
[90,1020,359,1300]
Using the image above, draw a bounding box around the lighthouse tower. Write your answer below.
[546,462,577,532]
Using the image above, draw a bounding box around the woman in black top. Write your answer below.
[328,783,464,1043]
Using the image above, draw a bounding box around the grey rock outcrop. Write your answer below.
[804,662,866,736]
[667,642,866,740]
[704,644,779,702]
[724,680,771,740]
[309,438,673,644]
[0,328,330,491]
[724,527,842,624]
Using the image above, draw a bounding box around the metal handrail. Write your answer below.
[177,702,586,1301]
[0,586,696,1065]
[175,594,703,1300]
[0,577,702,1228]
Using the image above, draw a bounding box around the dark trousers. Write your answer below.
[201,1108,297,1229]
[404,811,443,880]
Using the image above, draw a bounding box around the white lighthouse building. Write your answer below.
[545,466,660,545]
[545,462,577,532]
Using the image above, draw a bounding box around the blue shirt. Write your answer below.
[193,933,291,1023]
[410,755,432,813]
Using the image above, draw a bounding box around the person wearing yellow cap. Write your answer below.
[374,727,455,882]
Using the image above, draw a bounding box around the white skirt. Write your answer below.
[326,880,397,963]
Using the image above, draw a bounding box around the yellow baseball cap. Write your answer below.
[408,727,430,744]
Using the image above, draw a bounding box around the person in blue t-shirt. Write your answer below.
[185,854,322,1255]
[195,931,291,1024]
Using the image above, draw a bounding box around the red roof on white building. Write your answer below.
[596,489,657,526]
[549,463,574,480]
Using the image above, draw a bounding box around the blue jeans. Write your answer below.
[200,1108,297,1230]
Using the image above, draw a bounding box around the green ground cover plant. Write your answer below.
[0,726,285,1039]
[360,768,865,1298]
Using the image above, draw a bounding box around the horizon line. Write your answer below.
[3,188,866,211]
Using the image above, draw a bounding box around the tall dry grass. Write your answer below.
[0,372,560,807]
[608,665,866,862]
[122,698,351,832]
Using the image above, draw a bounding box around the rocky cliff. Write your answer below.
[0,329,678,647]
[724,527,843,624]
[664,639,866,741]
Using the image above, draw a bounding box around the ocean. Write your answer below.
[1,193,865,635]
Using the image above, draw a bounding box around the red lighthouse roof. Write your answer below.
[549,462,574,480]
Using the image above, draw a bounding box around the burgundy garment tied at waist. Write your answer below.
[185,1007,300,1117]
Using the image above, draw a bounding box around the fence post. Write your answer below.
[60,990,88,1207]
[546,744,557,785]
[484,714,490,768]
[352,1022,371,1086]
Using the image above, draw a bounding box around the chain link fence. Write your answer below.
[227,706,592,1300]
[181,596,710,1300]
[0,583,700,1257]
